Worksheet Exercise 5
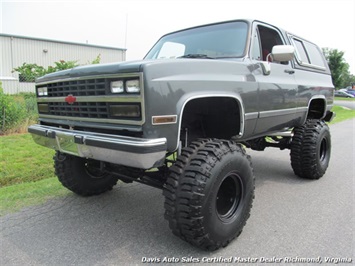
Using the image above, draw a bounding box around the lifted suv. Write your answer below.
[29,19,334,250]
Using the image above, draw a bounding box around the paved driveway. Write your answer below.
[335,99,355,109]
[1,119,354,265]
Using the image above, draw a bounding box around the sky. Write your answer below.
[1,0,355,74]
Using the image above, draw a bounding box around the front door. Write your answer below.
[251,22,298,135]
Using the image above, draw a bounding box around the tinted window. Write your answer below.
[145,21,248,59]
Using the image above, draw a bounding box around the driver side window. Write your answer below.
[257,25,285,63]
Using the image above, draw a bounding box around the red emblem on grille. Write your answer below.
[65,94,76,105]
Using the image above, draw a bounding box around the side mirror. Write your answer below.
[271,45,295,62]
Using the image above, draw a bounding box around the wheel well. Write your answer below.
[307,98,326,119]
[180,97,240,145]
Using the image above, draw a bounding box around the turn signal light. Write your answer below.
[152,115,177,125]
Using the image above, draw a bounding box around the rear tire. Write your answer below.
[163,139,254,250]
[54,152,118,196]
[290,120,331,179]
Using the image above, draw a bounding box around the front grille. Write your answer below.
[36,75,144,125]
[47,102,109,118]
[46,78,107,97]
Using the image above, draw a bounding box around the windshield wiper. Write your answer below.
[215,56,239,59]
[178,54,216,59]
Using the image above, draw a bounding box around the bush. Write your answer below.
[24,94,38,115]
[0,84,38,134]
[12,55,100,82]
[13,63,47,82]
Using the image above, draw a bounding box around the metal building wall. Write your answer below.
[0,34,126,94]
[0,36,13,80]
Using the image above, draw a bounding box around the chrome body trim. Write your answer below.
[296,61,326,71]
[38,114,143,126]
[302,95,328,124]
[175,93,245,151]
[36,73,142,86]
[245,112,258,120]
[37,95,141,103]
[288,35,327,71]
[259,108,296,118]
[28,124,167,169]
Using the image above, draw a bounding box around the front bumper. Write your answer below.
[28,125,167,169]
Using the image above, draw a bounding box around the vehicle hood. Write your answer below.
[36,60,154,83]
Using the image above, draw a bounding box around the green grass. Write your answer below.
[0,178,68,215]
[0,134,55,187]
[0,134,69,214]
[330,105,355,124]
[335,96,355,101]
[1,105,354,215]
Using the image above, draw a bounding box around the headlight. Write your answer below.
[126,79,141,93]
[37,87,48,96]
[110,79,141,94]
[110,80,124,93]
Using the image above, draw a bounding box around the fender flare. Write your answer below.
[303,95,328,123]
[174,92,245,151]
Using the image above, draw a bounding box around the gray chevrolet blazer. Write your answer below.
[29,19,334,250]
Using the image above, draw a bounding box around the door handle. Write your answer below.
[285,69,295,74]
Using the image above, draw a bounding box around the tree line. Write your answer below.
[323,48,354,89]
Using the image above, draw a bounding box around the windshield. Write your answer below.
[144,21,249,60]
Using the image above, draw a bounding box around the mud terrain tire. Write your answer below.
[163,139,254,250]
[290,120,331,179]
[54,152,118,196]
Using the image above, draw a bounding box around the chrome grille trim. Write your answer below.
[36,73,145,126]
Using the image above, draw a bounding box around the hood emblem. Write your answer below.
[65,94,76,105]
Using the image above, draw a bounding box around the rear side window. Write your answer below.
[304,42,325,67]
[290,36,326,70]
[293,39,309,64]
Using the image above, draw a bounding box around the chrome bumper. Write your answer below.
[28,125,167,169]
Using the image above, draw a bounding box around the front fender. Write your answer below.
[175,92,246,150]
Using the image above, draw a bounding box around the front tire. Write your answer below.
[54,152,118,196]
[290,120,331,179]
[163,139,255,250]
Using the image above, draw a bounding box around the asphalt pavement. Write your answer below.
[1,119,354,266]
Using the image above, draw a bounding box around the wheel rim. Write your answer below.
[216,172,243,222]
[319,137,328,163]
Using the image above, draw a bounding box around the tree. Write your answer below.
[322,48,354,89]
